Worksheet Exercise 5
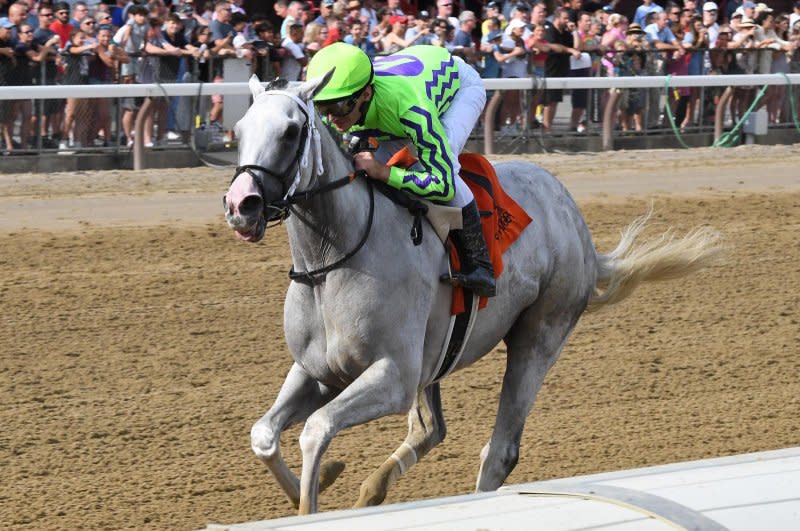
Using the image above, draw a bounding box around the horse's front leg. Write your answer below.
[297,357,416,514]
[355,383,446,507]
[251,362,340,508]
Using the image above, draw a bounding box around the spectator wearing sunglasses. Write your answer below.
[7,22,54,150]
[32,7,63,148]
[95,11,115,31]
[80,16,98,43]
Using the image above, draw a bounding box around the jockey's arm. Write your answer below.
[385,109,456,203]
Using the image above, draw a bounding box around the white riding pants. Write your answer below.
[374,56,486,208]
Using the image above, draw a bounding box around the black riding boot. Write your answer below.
[446,200,496,297]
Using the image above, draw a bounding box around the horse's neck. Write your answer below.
[285,116,371,271]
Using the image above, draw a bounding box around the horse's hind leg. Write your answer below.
[355,383,446,507]
[251,362,341,508]
[475,306,582,492]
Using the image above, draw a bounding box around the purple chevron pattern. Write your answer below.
[396,106,453,200]
[425,57,458,110]
[435,71,459,112]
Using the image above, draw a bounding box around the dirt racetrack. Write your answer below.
[1,145,799,530]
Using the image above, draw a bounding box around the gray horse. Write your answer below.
[223,74,722,515]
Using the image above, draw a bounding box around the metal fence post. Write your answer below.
[602,89,621,151]
[483,90,502,155]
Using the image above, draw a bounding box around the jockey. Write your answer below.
[306,43,496,298]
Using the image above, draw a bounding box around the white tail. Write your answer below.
[587,209,724,312]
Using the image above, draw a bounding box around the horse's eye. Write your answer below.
[285,122,300,140]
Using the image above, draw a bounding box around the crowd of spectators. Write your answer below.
[1,0,799,151]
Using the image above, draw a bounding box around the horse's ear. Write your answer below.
[297,67,335,101]
[249,74,265,99]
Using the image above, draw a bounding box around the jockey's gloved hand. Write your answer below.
[348,135,378,155]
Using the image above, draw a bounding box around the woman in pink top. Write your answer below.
[601,14,627,77]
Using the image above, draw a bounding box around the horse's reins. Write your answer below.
[228,90,375,285]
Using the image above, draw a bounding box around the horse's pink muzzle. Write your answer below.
[225,173,265,242]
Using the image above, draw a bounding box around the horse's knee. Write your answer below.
[251,420,279,462]
[299,413,334,458]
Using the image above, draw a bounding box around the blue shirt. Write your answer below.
[343,35,378,59]
[645,23,676,45]
[634,3,664,27]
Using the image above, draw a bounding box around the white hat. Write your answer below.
[739,16,756,27]
[755,2,773,13]
[702,1,718,11]
[507,19,527,30]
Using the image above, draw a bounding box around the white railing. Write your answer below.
[1,74,799,100]
[1,74,798,165]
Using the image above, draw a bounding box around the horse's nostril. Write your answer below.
[240,195,263,216]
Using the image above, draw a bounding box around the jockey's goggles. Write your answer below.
[317,91,363,118]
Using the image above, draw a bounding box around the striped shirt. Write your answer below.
[351,45,461,203]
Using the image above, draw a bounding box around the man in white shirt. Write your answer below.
[435,0,459,30]
[280,22,306,81]
[790,1,800,29]
[701,1,719,47]
[280,0,302,39]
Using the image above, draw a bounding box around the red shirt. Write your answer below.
[49,20,74,48]
[323,25,341,47]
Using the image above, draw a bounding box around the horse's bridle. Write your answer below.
[227,89,375,284]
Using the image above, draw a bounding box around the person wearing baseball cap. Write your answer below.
[702,0,720,46]
[482,0,506,38]
[314,0,337,26]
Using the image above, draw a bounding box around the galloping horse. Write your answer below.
[223,74,722,515]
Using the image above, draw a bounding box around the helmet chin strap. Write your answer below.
[354,87,373,127]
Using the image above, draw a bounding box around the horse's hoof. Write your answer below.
[319,460,346,492]
[354,482,387,508]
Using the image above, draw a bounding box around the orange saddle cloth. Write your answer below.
[386,149,533,315]
[451,153,532,314]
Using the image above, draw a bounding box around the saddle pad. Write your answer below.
[450,153,533,315]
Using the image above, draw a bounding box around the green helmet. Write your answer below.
[306,43,373,102]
